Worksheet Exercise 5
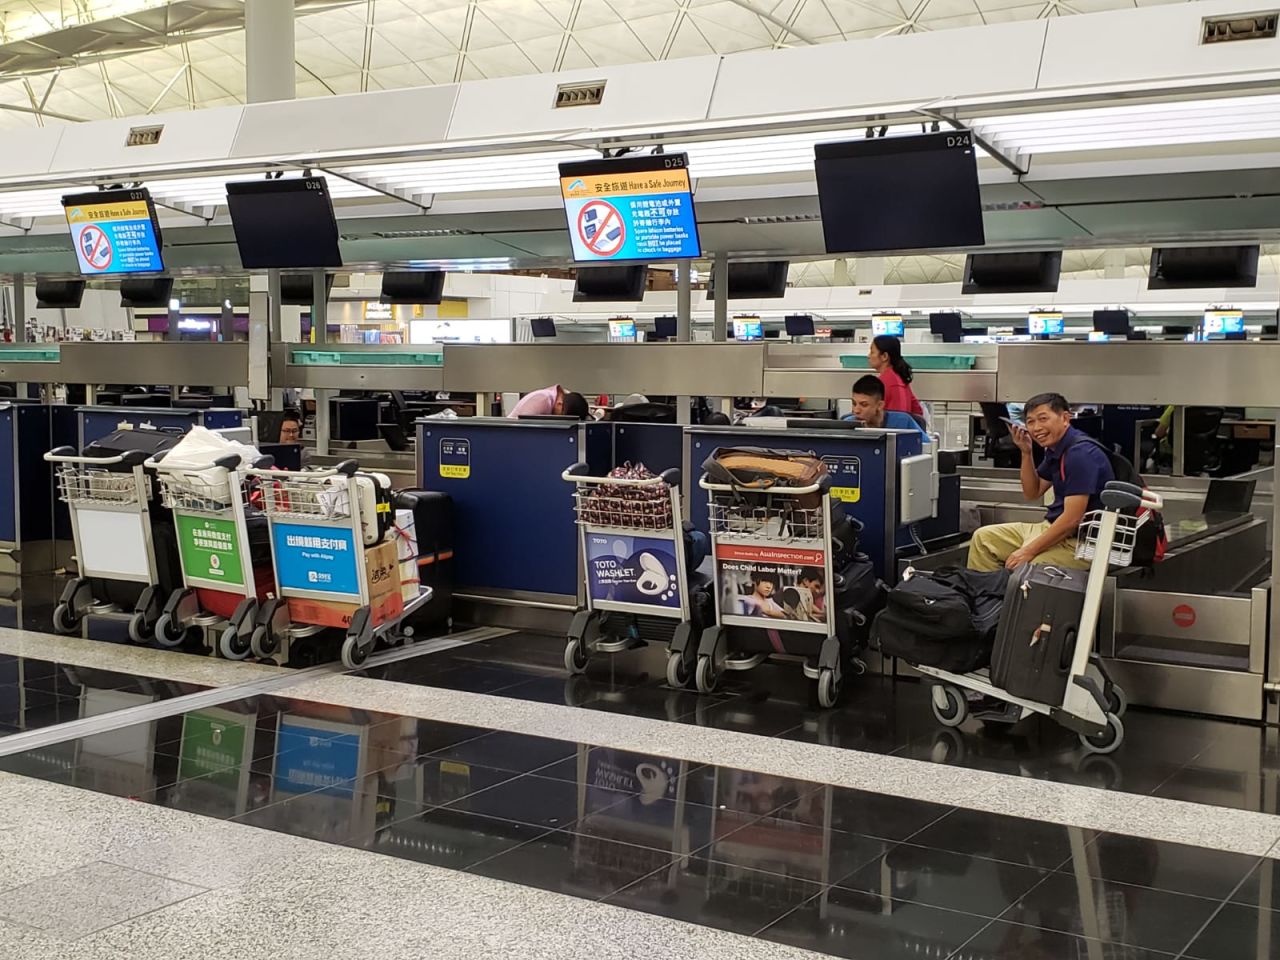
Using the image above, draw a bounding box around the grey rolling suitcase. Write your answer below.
[990,564,1087,705]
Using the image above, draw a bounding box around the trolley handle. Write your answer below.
[143,452,244,472]
[561,464,680,488]
[699,475,823,496]
[244,464,347,480]
[44,447,130,466]
[1102,480,1163,512]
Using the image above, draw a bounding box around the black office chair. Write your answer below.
[979,402,1020,469]
[1183,407,1225,476]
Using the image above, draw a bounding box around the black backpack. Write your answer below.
[1059,436,1166,567]
[871,566,1010,673]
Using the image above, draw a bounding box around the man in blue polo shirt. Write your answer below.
[845,375,928,437]
[968,392,1113,571]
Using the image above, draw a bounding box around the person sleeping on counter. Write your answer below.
[967,391,1114,572]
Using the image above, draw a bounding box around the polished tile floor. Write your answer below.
[358,631,1280,815]
[3,689,1276,959]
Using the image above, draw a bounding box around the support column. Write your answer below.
[1103,249,1127,280]
[312,269,330,457]
[832,258,850,286]
[245,0,296,104]
[854,257,885,286]
[676,259,692,426]
[1269,413,1280,726]
[713,252,730,416]
[13,274,27,399]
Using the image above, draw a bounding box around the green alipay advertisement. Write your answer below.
[179,710,246,789]
[176,514,245,588]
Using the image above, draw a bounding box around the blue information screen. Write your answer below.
[1203,310,1244,336]
[62,189,164,275]
[559,153,701,262]
[872,316,905,336]
[733,319,763,341]
[1029,313,1064,335]
[272,521,360,598]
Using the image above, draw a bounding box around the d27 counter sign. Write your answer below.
[586,534,681,609]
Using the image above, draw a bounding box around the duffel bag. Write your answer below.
[871,574,988,673]
[83,427,182,469]
[923,565,1010,644]
[702,446,827,494]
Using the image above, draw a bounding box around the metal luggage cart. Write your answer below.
[44,445,170,638]
[245,461,430,669]
[916,480,1162,755]
[146,452,273,660]
[696,474,847,708]
[561,463,702,687]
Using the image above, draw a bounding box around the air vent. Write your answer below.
[339,228,474,241]
[554,81,606,108]
[1202,12,1277,43]
[125,124,163,147]
[737,214,821,225]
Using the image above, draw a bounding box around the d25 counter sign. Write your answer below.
[176,514,244,588]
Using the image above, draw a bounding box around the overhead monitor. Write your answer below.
[1203,308,1245,337]
[929,312,964,343]
[280,273,334,306]
[710,261,789,299]
[608,319,637,341]
[871,313,904,337]
[1149,245,1259,289]
[35,278,85,309]
[119,276,174,308]
[529,317,556,338]
[733,318,763,341]
[226,177,343,269]
[573,265,647,302]
[653,316,678,338]
[1028,310,1064,336]
[381,272,445,305]
[814,131,985,254]
[962,251,1062,295]
[1092,309,1131,336]
[558,153,701,263]
[784,315,815,336]
[62,188,164,276]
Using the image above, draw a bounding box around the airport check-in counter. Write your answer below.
[76,405,244,447]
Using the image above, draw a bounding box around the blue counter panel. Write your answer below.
[418,420,581,597]
[78,406,243,447]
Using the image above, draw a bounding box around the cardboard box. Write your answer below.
[364,538,399,601]
[286,589,404,630]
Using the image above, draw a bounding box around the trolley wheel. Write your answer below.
[1080,712,1125,756]
[52,603,78,635]
[666,651,691,689]
[126,611,151,645]
[695,655,719,694]
[250,624,278,659]
[817,668,842,709]
[341,635,369,670]
[219,625,251,661]
[153,613,186,649]
[931,684,969,728]
[563,638,589,675]
[1106,685,1128,719]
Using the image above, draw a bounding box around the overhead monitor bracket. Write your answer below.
[920,109,1027,178]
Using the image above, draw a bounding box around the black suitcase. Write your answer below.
[990,564,1086,704]
[83,427,181,469]
[398,489,454,633]
[832,553,884,649]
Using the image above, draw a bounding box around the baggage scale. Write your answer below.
[912,480,1161,754]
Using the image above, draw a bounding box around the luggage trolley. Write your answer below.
[916,481,1161,755]
[245,461,430,669]
[44,445,171,639]
[697,473,848,708]
[145,452,273,659]
[561,463,702,686]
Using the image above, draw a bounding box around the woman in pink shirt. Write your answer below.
[868,335,924,420]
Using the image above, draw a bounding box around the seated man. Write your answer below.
[845,375,928,438]
[967,392,1114,571]
[508,384,589,420]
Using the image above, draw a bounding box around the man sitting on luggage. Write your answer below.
[845,376,928,438]
[967,392,1114,572]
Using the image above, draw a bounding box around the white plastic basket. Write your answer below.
[1075,510,1146,567]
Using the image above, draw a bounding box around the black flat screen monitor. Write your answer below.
[929,312,964,342]
[381,271,445,305]
[529,317,556,338]
[119,276,173,308]
[62,187,165,276]
[1093,309,1131,336]
[710,261,789,299]
[574,265,647,302]
[962,251,1062,295]
[784,315,815,336]
[653,316,678,338]
[226,177,343,269]
[814,131,985,253]
[1149,245,1259,289]
[35,278,85,309]
[280,273,334,306]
